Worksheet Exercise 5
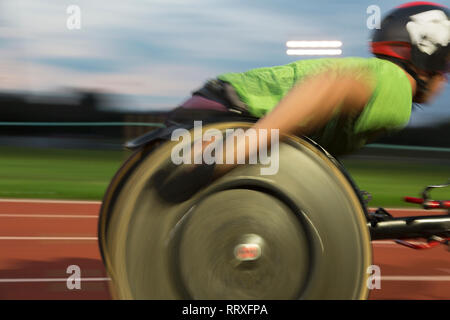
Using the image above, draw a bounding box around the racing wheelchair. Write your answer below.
[98,107,450,300]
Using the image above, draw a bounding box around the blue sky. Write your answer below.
[0,0,448,126]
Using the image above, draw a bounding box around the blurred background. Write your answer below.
[0,0,448,206]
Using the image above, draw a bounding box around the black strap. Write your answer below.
[400,62,429,95]
[375,55,429,95]
[166,106,258,127]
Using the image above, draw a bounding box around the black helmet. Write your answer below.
[371,2,449,78]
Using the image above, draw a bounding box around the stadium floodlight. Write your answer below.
[286,41,343,48]
[286,49,342,56]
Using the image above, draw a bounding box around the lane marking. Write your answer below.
[0,214,98,219]
[372,240,450,247]
[0,199,443,214]
[372,240,425,246]
[0,199,101,205]
[382,276,450,281]
[0,236,97,241]
[369,207,447,213]
[0,277,110,283]
[0,238,432,245]
[372,241,396,244]
[0,276,448,284]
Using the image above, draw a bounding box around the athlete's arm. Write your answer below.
[253,69,373,145]
[215,68,375,171]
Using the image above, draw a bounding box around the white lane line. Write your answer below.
[0,276,448,283]
[0,199,101,205]
[0,236,97,241]
[372,240,424,246]
[0,198,442,211]
[0,239,435,246]
[382,276,450,281]
[0,277,110,283]
[372,241,397,245]
[371,240,448,246]
[0,214,98,218]
[369,207,447,213]
[0,200,438,212]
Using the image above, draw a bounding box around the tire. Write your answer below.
[99,122,372,300]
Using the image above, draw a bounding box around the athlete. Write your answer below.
[159,2,449,201]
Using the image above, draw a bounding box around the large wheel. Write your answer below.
[99,122,372,300]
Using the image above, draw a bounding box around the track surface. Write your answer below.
[0,199,448,300]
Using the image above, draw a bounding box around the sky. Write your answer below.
[0,0,448,127]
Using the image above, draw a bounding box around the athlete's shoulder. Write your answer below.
[354,57,413,134]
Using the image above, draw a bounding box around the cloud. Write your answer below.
[6,0,332,66]
[2,59,214,97]
[1,0,333,92]
[0,0,447,117]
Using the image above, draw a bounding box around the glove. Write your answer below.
[153,162,216,203]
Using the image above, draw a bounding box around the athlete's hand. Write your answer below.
[153,161,217,203]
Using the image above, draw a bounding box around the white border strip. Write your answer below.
[0,276,448,283]
[0,236,97,240]
[0,277,110,283]
[0,199,101,204]
[371,240,437,247]
[0,214,98,218]
[382,276,450,281]
[369,207,448,213]
[372,240,400,245]
[0,199,442,213]
[1,200,439,213]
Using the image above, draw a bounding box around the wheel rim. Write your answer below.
[102,122,372,300]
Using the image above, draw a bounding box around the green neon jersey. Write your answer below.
[218,57,413,155]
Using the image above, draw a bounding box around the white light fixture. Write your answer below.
[286,41,342,48]
[286,40,343,56]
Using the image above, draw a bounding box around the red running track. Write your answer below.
[0,199,448,300]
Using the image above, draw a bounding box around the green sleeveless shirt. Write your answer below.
[218,57,412,155]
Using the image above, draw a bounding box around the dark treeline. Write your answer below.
[376,121,450,148]
[0,91,167,141]
[0,91,448,148]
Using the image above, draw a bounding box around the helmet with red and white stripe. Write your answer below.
[371,2,449,74]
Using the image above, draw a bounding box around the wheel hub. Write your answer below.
[172,188,311,299]
[234,234,263,262]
